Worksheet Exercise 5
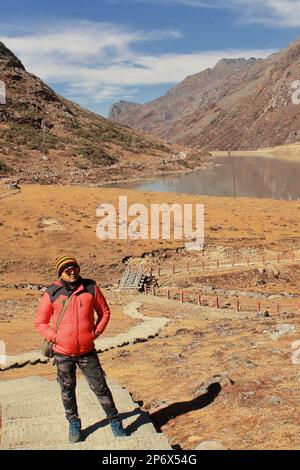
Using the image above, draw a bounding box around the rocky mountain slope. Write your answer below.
[0,42,205,184]
[109,37,300,151]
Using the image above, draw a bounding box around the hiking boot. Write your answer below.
[69,419,82,443]
[110,417,127,437]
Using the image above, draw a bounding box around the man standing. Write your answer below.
[35,255,126,443]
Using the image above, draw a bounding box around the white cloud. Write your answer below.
[245,0,300,27]
[0,20,275,110]
[0,20,182,65]
[138,0,300,27]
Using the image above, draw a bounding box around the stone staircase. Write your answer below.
[119,266,146,290]
[0,376,171,450]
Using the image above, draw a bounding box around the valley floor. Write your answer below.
[1,182,300,449]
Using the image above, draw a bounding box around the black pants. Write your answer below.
[54,349,119,422]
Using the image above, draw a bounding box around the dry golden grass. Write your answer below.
[1,183,300,286]
[212,142,300,160]
[2,183,300,449]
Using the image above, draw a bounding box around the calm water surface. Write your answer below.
[108,156,300,200]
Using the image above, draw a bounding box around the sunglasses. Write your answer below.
[63,266,79,275]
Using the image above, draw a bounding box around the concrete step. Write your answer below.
[0,376,58,403]
[5,433,171,450]
[1,376,171,450]
[0,378,155,425]
[2,392,158,442]
[0,377,52,397]
[2,411,170,450]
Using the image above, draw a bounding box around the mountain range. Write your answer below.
[109,37,300,151]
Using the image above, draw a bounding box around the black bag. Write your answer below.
[42,339,54,358]
[41,295,72,358]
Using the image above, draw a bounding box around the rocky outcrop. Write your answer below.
[0,42,25,70]
[109,100,141,120]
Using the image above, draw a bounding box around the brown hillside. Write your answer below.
[109,37,300,151]
[0,42,206,184]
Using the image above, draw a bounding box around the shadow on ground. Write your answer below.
[81,408,150,440]
[150,382,222,432]
[81,381,222,442]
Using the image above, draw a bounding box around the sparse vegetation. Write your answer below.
[0,158,12,174]
[0,123,59,152]
[73,122,168,155]
[73,144,118,166]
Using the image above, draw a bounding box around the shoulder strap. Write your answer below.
[54,295,72,333]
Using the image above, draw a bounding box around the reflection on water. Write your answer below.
[108,156,300,200]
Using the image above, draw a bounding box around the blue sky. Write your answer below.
[0,0,300,116]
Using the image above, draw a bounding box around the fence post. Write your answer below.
[167,288,170,300]
[172,263,175,274]
[257,300,261,312]
[216,296,219,309]
[276,303,280,316]
[187,262,190,273]
[236,298,240,312]
[157,265,161,276]
[181,290,184,303]
[197,293,201,306]
[247,258,250,267]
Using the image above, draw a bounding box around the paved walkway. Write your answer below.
[0,301,171,450]
[0,301,169,371]
[0,376,171,450]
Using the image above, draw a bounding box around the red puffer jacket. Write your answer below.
[35,278,110,356]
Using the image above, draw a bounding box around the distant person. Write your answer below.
[228,151,231,157]
[35,255,126,443]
